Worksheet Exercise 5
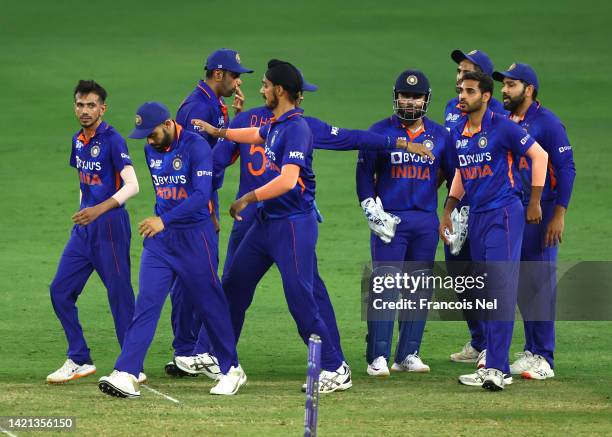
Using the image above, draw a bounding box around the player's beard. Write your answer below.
[264,93,279,110]
[503,90,526,113]
[151,131,172,152]
[460,99,483,114]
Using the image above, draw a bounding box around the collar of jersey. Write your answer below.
[391,115,428,139]
[165,121,183,152]
[460,109,493,138]
[270,107,304,124]
[77,121,108,145]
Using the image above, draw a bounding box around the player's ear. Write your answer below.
[100,103,107,115]
[526,84,535,99]
[482,91,491,104]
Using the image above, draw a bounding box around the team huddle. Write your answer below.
[46,47,575,397]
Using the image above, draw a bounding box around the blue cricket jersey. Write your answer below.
[512,102,576,208]
[256,108,315,218]
[176,80,229,148]
[144,123,214,227]
[70,121,133,209]
[450,110,535,213]
[355,116,455,213]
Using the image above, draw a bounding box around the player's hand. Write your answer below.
[396,138,435,161]
[191,119,218,136]
[229,196,250,221]
[138,216,165,238]
[544,208,565,247]
[526,201,542,224]
[72,205,101,225]
[232,86,245,115]
[439,213,453,244]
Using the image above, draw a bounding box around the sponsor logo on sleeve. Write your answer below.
[520,134,531,145]
[197,170,213,177]
[330,126,339,136]
[289,151,304,160]
[121,153,131,160]
[558,145,572,153]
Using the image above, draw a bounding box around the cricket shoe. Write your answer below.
[482,368,506,391]
[174,353,220,380]
[476,349,487,368]
[319,363,352,393]
[210,365,247,395]
[459,368,513,387]
[509,351,535,375]
[98,370,140,398]
[367,356,390,377]
[164,361,198,378]
[521,354,555,380]
[138,372,147,384]
[391,354,430,373]
[450,341,480,363]
[47,359,96,384]
[301,361,349,392]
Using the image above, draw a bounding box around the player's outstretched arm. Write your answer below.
[72,165,139,226]
[229,164,300,221]
[525,142,548,224]
[191,119,264,144]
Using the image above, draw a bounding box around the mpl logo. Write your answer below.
[289,151,304,160]
[149,159,162,169]
[456,139,469,149]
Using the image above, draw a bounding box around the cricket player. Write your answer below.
[98,102,245,398]
[184,72,434,383]
[356,70,455,376]
[195,59,350,393]
[168,48,253,378]
[47,80,139,384]
[444,49,508,365]
[440,71,548,391]
[493,63,576,379]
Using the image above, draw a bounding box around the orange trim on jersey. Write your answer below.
[548,162,557,190]
[230,149,240,165]
[208,200,214,214]
[404,124,425,142]
[197,84,212,99]
[507,151,515,188]
[297,176,306,193]
[461,120,482,138]
[115,170,121,190]
[77,131,93,145]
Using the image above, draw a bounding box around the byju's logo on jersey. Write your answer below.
[172,156,183,171]
[477,136,488,149]
[456,139,469,149]
[91,144,101,157]
[149,159,162,169]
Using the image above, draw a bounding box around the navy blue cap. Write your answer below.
[493,63,539,90]
[128,102,171,139]
[205,49,253,74]
[451,49,494,76]
[297,68,317,92]
[394,70,431,95]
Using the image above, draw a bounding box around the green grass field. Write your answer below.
[1,0,612,435]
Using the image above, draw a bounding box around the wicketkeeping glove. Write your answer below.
[361,197,401,243]
[444,206,469,255]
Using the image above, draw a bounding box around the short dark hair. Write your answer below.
[74,80,107,103]
[520,80,539,99]
[461,71,493,96]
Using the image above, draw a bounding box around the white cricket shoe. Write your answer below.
[367,356,390,377]
[459,368,512,387]
[98,370,140,398]
[138,372,147,384]
[174,353,220,380]
[450,342,480,363]
[210,365,247,395]
[521,354,555,380]
[302,361,350,392]
[319,363,352,393]
[509,351,535,375]
[47,359,96,384]
[391,354,430,373]
[476,349,487,368]
[482,368,505,391]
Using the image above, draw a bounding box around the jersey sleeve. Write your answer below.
[70,139,77,168]
[306,116,394,151]
[160,141,212,226]
[259,123,271,141]
[109,133,133,172]
[212,113,245,191]
[280,122,311,168]
[439,130,457,184]
[178,103,213,137]
[503,119,535,157]
[545,121,576,208]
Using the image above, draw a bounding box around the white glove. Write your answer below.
[361,197,401,243]
[444,206,469,255]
